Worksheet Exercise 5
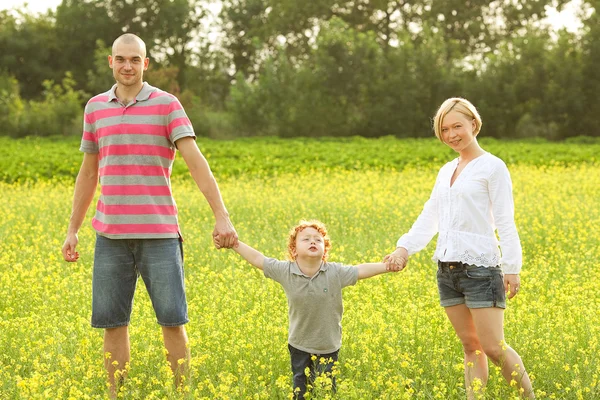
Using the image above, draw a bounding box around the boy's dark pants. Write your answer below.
[288,344,339,400]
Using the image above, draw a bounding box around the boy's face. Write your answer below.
[294,227,325,260]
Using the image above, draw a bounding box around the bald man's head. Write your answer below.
[108,33,149,89]
[112,33,147,58]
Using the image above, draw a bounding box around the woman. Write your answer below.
[386,98,534,398]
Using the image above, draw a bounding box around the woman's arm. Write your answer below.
[384,174,442,268]
[488,162,522,274]
[488,162,523,298]
[395,182,440,255]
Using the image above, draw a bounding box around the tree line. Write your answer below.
[1,0,598,139]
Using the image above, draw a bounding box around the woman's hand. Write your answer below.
[383,247,409,271]
[504,274,521,299]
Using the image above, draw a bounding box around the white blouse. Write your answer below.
[396,152,522,274]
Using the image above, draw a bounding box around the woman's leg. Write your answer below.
[470,307,534,398]
[445,304,489,399]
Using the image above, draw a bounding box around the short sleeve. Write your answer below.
[263,257,291,284]
[167,97,196,145]
[80,100,99,154]
[329,262,359,288]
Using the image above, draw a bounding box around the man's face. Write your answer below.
[108,41,149,87]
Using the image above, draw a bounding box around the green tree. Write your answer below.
[539,29,585,138]
[220,0,568,78]
[580,1,600,137]
[54,0,204,91]
[85,40,117,95]
[0,73,24,135]
[0,10,62,99]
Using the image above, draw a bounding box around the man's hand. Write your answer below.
[383,247,409,271]
[62,233,80,262]
[504,273,521,299]
[212,218,238,249]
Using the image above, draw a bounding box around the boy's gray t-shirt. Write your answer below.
[263,257,359,354]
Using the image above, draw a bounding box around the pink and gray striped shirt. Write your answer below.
[80,82,195,239]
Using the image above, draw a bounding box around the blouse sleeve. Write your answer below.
[396,176,440,255]
[488,161,522,274]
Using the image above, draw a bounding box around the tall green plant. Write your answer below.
[7,72,88,138]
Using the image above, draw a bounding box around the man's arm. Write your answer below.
[232,241,266,270]
[176,137,238,248]
[62,153,99,262]
[357,262,400,280]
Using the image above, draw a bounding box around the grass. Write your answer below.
[0,138,598,399]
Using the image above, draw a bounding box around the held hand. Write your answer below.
[212,217,238,249]
[61,233,80,262]
[504,273,521,299]
[383,247,409,272]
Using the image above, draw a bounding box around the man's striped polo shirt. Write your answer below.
[80,82,195,239]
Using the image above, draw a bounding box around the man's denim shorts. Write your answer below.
[436,261,506,309]
[91,234,189,328]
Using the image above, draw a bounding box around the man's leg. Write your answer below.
[136,238,190,386]
[92,235,138,398]
[162,325,190,386]
[104,326,130,398]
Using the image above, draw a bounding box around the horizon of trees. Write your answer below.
[1,0,599,139]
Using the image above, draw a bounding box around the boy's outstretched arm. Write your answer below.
[233,241,266,270]
[357,262,403,280]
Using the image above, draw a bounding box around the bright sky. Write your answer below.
[1,0,587,33]
[2,0,62,13]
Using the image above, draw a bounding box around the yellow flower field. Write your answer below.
[1,165,599,399]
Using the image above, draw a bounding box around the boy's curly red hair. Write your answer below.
[287,220,332,261]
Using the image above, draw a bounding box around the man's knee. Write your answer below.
[105,326,128,340]
[162,325,185,333]
[161,325,188,342]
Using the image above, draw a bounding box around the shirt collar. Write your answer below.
[290,261,328,277]
[107,82,155,103]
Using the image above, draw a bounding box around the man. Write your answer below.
[61,33,237,396]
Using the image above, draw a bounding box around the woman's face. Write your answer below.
[440,111,477,153]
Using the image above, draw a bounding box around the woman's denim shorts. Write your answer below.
[91,234,189,328]
[436,261,506,309]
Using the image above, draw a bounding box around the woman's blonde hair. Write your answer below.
[433,97,482,141]
[287,220,331,261]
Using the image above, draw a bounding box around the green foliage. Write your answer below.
[0,136,597,184]
[219,0,599,139]
[0,73,25,133]
[0,10,62,99]
[228,18,464,137]
[145,66,182,96]
[580,1,600,137]
[0,1,599,140]
[186,99,238,139]
[54,0,205,90]
[85,40,115,95]
[0,73,88,138]
[220,0,568,78]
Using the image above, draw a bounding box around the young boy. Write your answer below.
[226,220,404,399]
